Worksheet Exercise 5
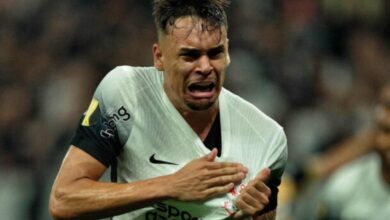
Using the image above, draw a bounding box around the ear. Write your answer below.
[226,38,231,66]
[153,43,164,71]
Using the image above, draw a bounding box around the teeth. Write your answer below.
[192,82,212,86]
[188,82,215,92]
[189,81,214,86]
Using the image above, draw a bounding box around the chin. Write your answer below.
[186,100,216,111]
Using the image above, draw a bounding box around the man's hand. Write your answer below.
[168,148,248,201]
[233,168,272,219]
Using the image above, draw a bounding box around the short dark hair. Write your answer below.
[153,0,230,34]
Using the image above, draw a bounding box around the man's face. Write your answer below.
[153,16,230,112]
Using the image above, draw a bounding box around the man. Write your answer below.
[49,0,288,219]
[317,83,390,219]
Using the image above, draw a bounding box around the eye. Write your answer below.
[207,47,224,59]
[208,51,222,59]
[179,50,200,62]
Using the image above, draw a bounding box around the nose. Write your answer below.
[196,55,213,76]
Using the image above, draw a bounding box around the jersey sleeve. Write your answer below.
[70,67,134,167]
[262,128,288,213]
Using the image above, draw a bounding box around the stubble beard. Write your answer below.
[186,100,215,111]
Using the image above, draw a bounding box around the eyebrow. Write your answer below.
[178,44,225,55]
[208,45,225,54]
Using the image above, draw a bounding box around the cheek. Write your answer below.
[213,57,228,67]
[173,78,184,92]
[213,62,227,83]
[213,58,229,71]
[176,61,194,76]
[169,64,189,91]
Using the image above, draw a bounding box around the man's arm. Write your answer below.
[307,129,375,179]
[253,210,276,220]
[49,147,247,219]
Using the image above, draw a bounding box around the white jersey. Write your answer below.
[76,66,288,219]
[320,153,390,220]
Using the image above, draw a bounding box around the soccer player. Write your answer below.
[49,0,287,219]
[317,83,390,219]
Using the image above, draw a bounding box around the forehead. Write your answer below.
[161,16,227,49]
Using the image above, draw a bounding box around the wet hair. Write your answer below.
[153,0,230,35]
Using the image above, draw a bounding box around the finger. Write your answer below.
[205,172,246,186]
[201,182,235,198]
[252,181,271,197]
[206,162,248,173]
[256,167,271,182]
[240,186,269,205]
[233,210,245,218]
[235,196,262,215]
[206,166,248,178]
[239,187,269,208]
[203,148,218,162]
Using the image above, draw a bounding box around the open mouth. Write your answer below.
[188,82,215,92]
[187,82,216,98]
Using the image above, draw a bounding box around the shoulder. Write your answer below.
[95,66,162,100]
[98,66,162,89]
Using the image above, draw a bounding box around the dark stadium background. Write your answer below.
[0,0,389,219]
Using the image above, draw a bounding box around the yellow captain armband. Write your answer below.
[82,98,99,126]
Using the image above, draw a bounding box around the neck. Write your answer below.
[180,106,219,141]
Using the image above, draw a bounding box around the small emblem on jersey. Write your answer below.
[149,154,178,165]
[100,106,131,139]
[222,183,246,216]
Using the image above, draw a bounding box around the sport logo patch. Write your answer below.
[81,98,131,139]
[100,106,131,139]
[149,154,178,165]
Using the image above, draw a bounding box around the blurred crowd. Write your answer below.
[0,0,389,219]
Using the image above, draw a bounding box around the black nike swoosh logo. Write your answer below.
[149,154,178,165]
